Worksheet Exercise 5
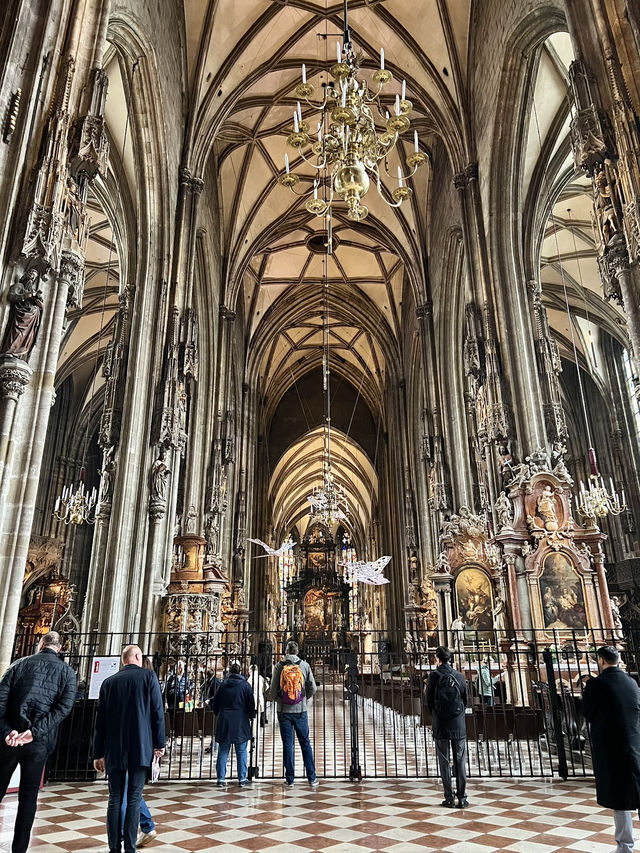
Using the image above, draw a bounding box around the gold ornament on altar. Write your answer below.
[278,0,426,223]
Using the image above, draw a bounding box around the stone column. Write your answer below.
[0,254,83,672]
[0,358,32,479]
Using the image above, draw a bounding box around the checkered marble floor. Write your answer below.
[0,777,630,853]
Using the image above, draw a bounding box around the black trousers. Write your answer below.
[0,739,49,853]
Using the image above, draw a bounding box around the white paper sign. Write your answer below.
[88,656,120,699]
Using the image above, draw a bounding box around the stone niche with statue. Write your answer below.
[494,454,616,641]
[163,531,229,656]
[430,505,505,649]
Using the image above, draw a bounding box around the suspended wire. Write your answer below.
[566,206,598,368]
[531,93,594,450]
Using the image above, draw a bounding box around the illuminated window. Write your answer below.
[278,536,295,627]
[342,535,359,630]
[622,348,640,442]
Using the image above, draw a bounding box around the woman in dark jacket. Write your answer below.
[212,661,255,786]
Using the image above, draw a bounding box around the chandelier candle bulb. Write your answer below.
[285,153,290,173]
[337,41,341,63]
[414,130,419,152]
[293,111,299,132]
[401,79,406,101]
[342,86,347,107]
[297,101,302,122]
[395,94,400,115]
[397,165,403,186]
[302,63,306,84]
[380,47,384,69]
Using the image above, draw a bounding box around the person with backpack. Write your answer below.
[267,641,319,789]
[426,645,469,809]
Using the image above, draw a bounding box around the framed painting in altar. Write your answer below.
[455,567,493,642]
[308,550,327,571]
[538,552,586,630]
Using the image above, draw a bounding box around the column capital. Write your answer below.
[416,301,433,320]
[219,306,236,322]
[59,249,85,309]
[0,356,32,400]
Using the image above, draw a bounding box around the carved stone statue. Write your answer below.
[408,549,420,583]
[494,491,513,531]
[185,504,198,534]
[435,551,450,574]
[610,595,623,637]
[98,445,116,504]
[450,616,465,649]
[536,485,558,531]
[1,269,44,360]
[594,165,619,247]
[492,595,508,633]
[212,618,226,649]
[65,176,82,242]
[151,450,170,501]
[233,544,245,586]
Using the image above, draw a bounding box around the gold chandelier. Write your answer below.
[279,0,426,222]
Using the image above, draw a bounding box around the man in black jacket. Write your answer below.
[582,645,640,852]
[426,645,469,809]
[0,631,76,853]
[93,645,165,853]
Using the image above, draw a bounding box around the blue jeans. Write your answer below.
[120,774,155,835]
[107,766,147,853]
[216,741,248,783]
[277,711,317,784]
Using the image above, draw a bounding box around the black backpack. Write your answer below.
[434,671,464,720]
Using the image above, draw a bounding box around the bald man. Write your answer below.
[94,645,165,853]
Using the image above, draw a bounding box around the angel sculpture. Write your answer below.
[339,555,392,585]
[247,538,290,558]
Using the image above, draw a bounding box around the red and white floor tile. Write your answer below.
[0,777,630,853]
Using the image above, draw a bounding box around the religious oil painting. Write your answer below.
[304,588,326,633]
[539,552,586,630]
[455,568,494,642]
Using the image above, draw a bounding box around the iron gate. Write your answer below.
[13,626,637,782]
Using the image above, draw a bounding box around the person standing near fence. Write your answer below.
[582,645,640,853]
[426,645,469,809]
[118,657,159,848]
[267,641,319,789]
[212,661,255,787]
[93,645,165,853]
[0,631,76,853]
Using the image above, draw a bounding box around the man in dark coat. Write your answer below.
[212,660,255,787]
[93,645,165,853]
[582,645,640,852]
[0,631,76,853]
[426,645,469,808]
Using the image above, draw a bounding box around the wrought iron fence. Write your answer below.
[11,625,635,782]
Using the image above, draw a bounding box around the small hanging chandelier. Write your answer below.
[577,449,626,519]
[53,469,97,525]
[279,0,426,222]
[308,454,350,525]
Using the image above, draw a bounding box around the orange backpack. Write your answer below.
[280,663,305,705]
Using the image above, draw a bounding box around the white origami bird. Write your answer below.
[339,555,391,585]
[247,538,290,558]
